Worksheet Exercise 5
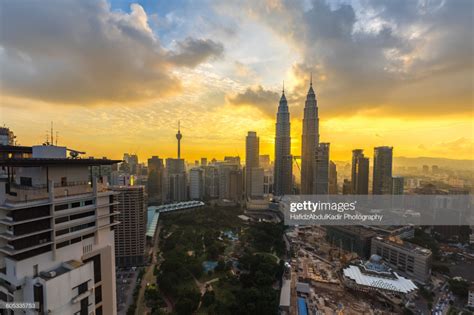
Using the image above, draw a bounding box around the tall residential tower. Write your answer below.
[274,86,293,195]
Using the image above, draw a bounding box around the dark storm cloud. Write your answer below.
[227,85,280,117]
[0,0,224,105]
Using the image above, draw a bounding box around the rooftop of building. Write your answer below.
[39,260,84,281]
[279,278,291,307]
[0,144,121,166]
[343,255,417,294]
[146,201,205,237]
[374,236,432,256]
[326,225,377,238]
[109,185,145,190]
[1,158,122,166]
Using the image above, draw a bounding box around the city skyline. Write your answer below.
[1,0,473,162]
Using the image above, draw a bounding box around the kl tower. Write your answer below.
[176,121,182,159]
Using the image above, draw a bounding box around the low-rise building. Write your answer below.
[371,236,432,284]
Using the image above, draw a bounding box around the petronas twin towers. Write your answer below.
[274,76,323,196]
[273,85,293,195]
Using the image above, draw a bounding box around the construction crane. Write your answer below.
[292,155,301,171]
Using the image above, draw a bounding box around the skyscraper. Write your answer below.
[313,143,330,194]
[189,167,204,200]
[274,86,293,196]
[351,149,369,195]
[245,131,261,198]
[204,165,219,199]
[164,158,187,202]
[301,75,319,194]
[217,162,243,201]
[373,146,393,195]
[112,185,147,267]
[329,161,338,194]
[147,156,164,204]
[0,145,119,315]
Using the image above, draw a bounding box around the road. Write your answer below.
[135,224,162,315]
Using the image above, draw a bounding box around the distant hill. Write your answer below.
[393,156,473,170]
[333,157,473,171]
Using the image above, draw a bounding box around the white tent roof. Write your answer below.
[343,265,417,294]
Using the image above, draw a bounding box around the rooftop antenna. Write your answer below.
[282,80,285,94]
[50,121,54,146]
[56,131,59,146]
[310,72,313,87]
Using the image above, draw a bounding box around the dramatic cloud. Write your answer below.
[227,85,279,117]
[243,0,473,117]
[0,0,223,105]
[168,37,224,67]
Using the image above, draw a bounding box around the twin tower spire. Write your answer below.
[274,74,319,196]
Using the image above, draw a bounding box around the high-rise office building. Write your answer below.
[123,153,139,175]
[274,87,293,196]
[164,158,187,202]
[329,161,338,194]
[217,162,243,202]
[250,167,264,198]
[204,165,219,199]
[301,76,319,194]
[373,146,393,195]
[200,157,208,167]
[351,149,369,195]
[112,186,146,267]
[392,176,404,195]
[0,145,119,315]
[189,167,204,200]
[245,131,260,198]
[351,150,363,192]
[147,156,164,204]
[313,143,330,194]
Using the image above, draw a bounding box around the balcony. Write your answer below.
[0,228,53,241]
[4,181,109,204]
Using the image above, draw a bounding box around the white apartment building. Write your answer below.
[0,145,120,315]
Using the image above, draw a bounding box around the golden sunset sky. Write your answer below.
[1,0,473,162]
